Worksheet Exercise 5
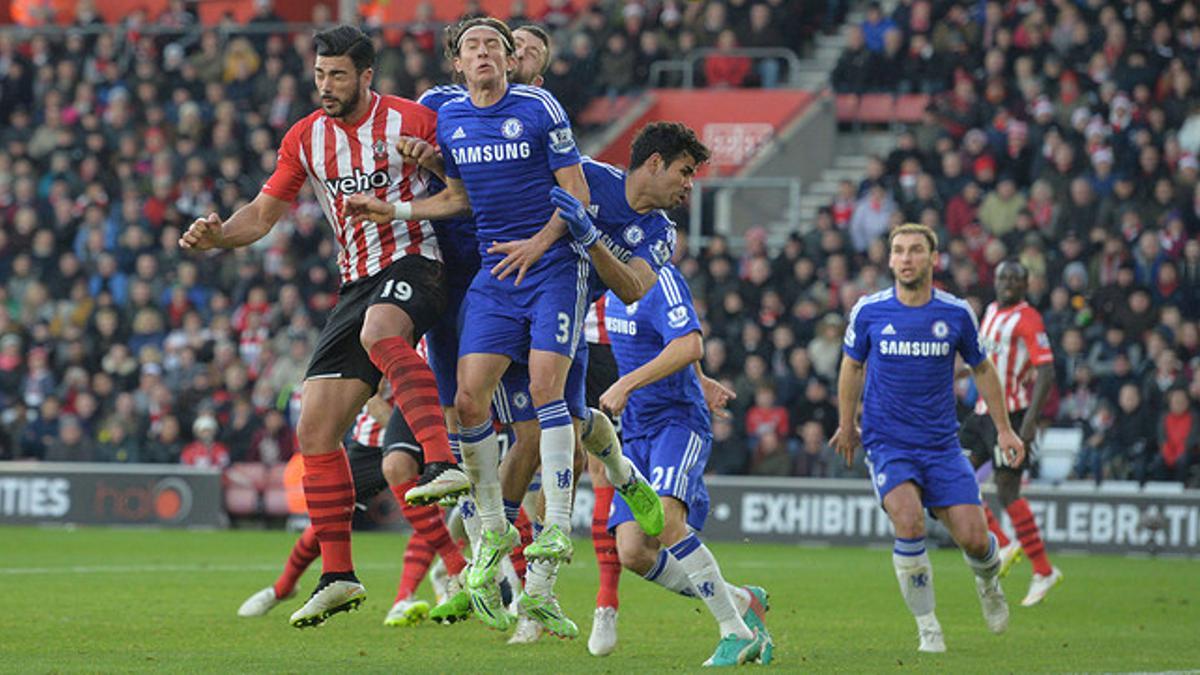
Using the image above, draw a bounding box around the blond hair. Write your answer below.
[888,222,939,252]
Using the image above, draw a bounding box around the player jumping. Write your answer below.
[180,25,469,628]
[834,223,1024,653]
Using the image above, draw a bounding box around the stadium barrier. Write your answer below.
[569,477,1200,558]
[0,462,225,528]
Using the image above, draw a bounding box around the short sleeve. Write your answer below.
[261,120,308,202]
[631,215,676,272]
[842,298,871,362]
[956,304,987,367]
[1021,310,1054,366]
[528,87,580,172]
[437,114,461,180]
[650,267,701,341]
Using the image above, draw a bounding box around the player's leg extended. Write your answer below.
[238,527,318,617]
[362,302,468,503]
[581,408,663,536]
[290,378,373,628]
[994,464,1061,606]
[881,481,944,652]
[525,348,576,563]
[587,454,621,656]
[963,418,1020,575]
[935,503,1009,634]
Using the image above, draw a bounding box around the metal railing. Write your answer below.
[687,176,803,256]
[648,47,806,89]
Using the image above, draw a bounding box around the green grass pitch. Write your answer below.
[1,526,1197,673]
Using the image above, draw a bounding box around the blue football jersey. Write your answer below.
[437,84,582,272]
[417,84,478,284]
[581,157,676,303]
[842,287,987,451]
[605,264,709,439]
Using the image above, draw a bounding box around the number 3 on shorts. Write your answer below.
[381,279,412,302]
[556,312,571,344]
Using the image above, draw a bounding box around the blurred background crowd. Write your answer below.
[1,0,1198,488]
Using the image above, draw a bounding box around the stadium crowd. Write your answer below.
[1,0,1199,489]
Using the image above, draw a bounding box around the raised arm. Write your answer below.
[179,191,291,251]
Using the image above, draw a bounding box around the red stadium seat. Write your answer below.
[263,489,291,517]
[224,486,260,517]
[578,95,634,127]
[894,94,930,123]
[856,94,895,124]
[224,462,268,491]
[266,463,288,491]
[836,93,860,122]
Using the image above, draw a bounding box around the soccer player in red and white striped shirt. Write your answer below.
[179,25,468,628]
[960,261,1063,607]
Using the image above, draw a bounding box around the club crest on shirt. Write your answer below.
[932,320,949,338]
[501,117,524,140]
[623,225,644,246]
[372,139,388,158]
[625,301,639,315]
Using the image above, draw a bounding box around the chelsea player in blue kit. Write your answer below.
[348,17,590,633]
[834,223,1025,654]
[598,262,771,666]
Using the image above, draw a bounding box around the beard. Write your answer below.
[897,268,930,290]
[325,87,361,119]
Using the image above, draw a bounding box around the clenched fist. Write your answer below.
[179,213,224,251]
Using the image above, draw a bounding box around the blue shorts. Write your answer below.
[492,343,588,424]
[425,276,472,408]
[609,423,711,533]
[865,445,981,510]
[458,254,589,362]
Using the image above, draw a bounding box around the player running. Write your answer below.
[585,262,771,666]
[834,223,1024,653]
[179,25,468,628]
[959,260,1063,606]
[346,17,591,632]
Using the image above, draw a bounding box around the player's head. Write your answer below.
[451,17,517,89]
[994,259,1028,306]
[512,24,551,86]
[629,122,711,209]
[887,223,938,291]
[313,25,375,119]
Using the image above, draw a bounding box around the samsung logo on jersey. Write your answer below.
[452,142,532,165]
[605,316,637,335]
[325,168,391,196]
[879,340,951,357]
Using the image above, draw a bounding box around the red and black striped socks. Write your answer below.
[395,533,435,601]
[273,525,320,598]
[1007,498,1053,575]
[593,486,621,609]
[301,450,356,574]
[983,504,1012,548]
[368,336,454,465]
[394,480,467,576]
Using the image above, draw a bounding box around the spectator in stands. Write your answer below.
[832,25,874,93]
[849,183,896,253]
[45,415,95,463]
[142,414,184,464]
[707,416,748,475]
[860,2,896,54]
[1101,383,1156,481]
[181,415,230,469]
[748,431,791,476]
[794,420,837,477]
[704,29,752,88]
[978,176,1026,237]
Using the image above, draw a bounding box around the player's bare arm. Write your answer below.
[178,192,291,251]
[345,176,472,225]
[600,331,702,416]
[1018,363,1054,446]
[395,136,446,180]
[490,163,590,285]
[694,362,735,419]
[972,358,1026,467]
[833,354,865,466]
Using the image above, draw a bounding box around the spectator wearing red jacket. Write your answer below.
[705,30,751,88]
[1151,388,1198,485]
[181,415,230,469]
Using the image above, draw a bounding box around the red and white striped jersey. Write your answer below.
[263,92,440,285]
[351,385,396,449]
[583,296,610,345]
[975,300,1054,415]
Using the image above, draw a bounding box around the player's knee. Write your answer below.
[527,379,563,409]
[963,528,991,558]
[382,451,418,484]
[454,388,489,426]
[891,511,926,539]
[995,469,1021,506]
[295,413,339,455]
[616,540,656,575]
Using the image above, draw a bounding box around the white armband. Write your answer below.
[393,201,413,221]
